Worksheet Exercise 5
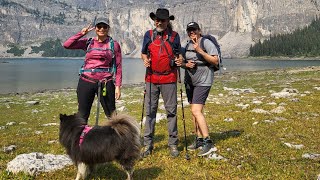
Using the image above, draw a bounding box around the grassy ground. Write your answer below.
[0,67,319,179]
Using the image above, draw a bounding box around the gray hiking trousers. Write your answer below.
[143,82,178,147]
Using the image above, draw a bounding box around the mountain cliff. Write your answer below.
[0,0,319,58]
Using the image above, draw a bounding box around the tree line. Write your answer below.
[250,17,320,57]
[30,39,85,57]
[7,39,85,57]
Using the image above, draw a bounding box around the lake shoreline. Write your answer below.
[246,56,320,60]
[1,66,319,96]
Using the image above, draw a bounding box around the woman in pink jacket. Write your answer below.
[63,18,122,121]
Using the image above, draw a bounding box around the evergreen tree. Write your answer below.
[250,17,320,57]
[30,38,85,57]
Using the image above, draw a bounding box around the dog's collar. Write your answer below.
[79,125,92,146]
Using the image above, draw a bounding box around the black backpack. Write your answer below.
[184,34,222,72]
[200,34,222,72]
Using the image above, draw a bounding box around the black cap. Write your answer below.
[186,22,200,31]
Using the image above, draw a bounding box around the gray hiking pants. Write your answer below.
[143,82,178,147]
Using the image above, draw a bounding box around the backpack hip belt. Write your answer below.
[195,61,210,66]
[80,74,112,83]
[149,68,176,75]
[79,67,112,74]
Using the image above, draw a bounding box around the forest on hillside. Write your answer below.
[250,17,320,57]
[7,39,85,57]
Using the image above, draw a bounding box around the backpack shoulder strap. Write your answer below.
[168,31,177,43]
[108,37,116,78]
[109,37,114,53]
[86,37,93,52]
[182,42,189,61]
[200,35,207,52]
[149,29,158,42]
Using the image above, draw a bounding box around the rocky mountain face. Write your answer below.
[0,0,319,58]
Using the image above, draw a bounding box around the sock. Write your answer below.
[204,137,212,143]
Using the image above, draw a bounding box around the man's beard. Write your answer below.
[155,26,165,32]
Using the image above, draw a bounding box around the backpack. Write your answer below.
[184,34,222,72]
[80,37,116,79]
[147,29,177,74]
[200,34,222,72]
[149,29,177,43]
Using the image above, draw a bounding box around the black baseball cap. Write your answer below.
[186,22,200,31]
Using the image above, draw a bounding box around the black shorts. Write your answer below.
[185,84,211,105]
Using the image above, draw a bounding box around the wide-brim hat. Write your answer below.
[95,17,110,26]
[150,8,175,21]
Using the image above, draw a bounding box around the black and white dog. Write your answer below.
[59,113,141,180]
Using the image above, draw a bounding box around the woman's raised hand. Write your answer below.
[192,37,200,52]
[81,23,95,35]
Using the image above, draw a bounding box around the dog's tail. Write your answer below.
[106,114,141,159]
[106,114,140,140]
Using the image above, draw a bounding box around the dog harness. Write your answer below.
[79,125,92,146]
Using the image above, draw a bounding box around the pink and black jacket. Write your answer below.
[63,32,122,86]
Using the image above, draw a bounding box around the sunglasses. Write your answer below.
[187,28,198,32]
[96,25,109,29]
[155,19,167,23]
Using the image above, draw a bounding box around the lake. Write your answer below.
[0,58,320,94]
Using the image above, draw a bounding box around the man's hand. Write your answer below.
[141,54,151,67]
[175,54,183,66]
[143,58,151,67]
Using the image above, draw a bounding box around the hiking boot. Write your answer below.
[197,138,214,156]
[169,145,179,157]
[187,137,204,151]
[141,146,153,158]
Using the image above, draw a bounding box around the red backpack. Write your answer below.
[147,29,177,75]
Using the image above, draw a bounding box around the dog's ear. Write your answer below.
[59,113,66,120]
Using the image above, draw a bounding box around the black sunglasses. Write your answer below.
[186,28,198,33]
[155,19,167,22]
[96,24,109,29]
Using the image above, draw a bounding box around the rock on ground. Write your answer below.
[6,152,73,176]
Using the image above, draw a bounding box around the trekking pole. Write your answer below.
[140,88,146,135]
[149,60,152,130]
[218,55,222,75]
[178,68,190,160]
[140,68,148,138]
[95,81,101,126]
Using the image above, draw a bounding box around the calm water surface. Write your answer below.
[0,58,319,94]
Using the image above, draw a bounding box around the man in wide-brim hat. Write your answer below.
[149,8,175,20]
[140,8,183,158]
[149,8,175,32]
